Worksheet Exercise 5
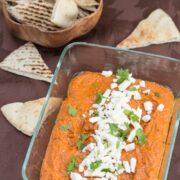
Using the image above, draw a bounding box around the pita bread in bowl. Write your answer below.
[1,0,103,48]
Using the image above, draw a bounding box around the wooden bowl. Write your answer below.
[1,0,103,48]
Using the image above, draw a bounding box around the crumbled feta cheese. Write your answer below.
[133,92,141,100]
[124,143,135,152]
[70,172,85,180]
[89,117,101,123]
[102,70,113,77]
[123,161,131,173]
[92,104,99,108]
[144,101,153,114]
[127,129,136,143]
[82,114,86,118]
[130,158,137,173]
[118,80,131,91]
[134,85,140,89]
[143,89,150,95]
[105,172,117,180]
[140,80,146,87]
[142,115,151,122]
[157,104,164,112]
[103,89,111,98]
[136,107,142,119]
[89,110,94,115]
[113,79,118,83]
[111,83,118,89]
[82,143,96,153]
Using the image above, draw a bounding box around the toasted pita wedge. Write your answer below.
[117,9,180,49]
[0,42,53,83]
[1,97,62,136]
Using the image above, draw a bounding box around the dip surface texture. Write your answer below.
[40,71,174,180]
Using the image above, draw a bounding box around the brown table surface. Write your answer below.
[0,0,180,179]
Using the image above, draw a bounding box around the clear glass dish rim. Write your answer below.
[22,42,180,180]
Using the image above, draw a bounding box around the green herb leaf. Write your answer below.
[124,122,130,130]
[67,156,77,174]
[123,109,139,122]
[96,93,104,104]
[117,163,123,170]
[130,113,139,123]
[136,128,147,145]
[93,110,99,116]
[90,160,102,171]
[80,133,87,141]
[129,87,138,91]
[101,168,111,172]
[116,140,120,149]
[123,109,132,116]
[76,140,86,150]
[116,69,129,83]
[68,105,77,117]
[109,123,119,136]
[109,123,129,139]
[60,124,71,131]
[118,129,129,139]
[154,92,160,97]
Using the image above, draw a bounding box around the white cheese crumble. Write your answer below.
[123,161,131,173]
[70,172,87,180]
[144,101,153,114]
[133,92,141,100]
[157,104,164,112]
[82,114,86,118]
[102,70,113,77]
[130,158,137,173]
[143,89,150,94]
[142,115,151,122]
[140,80,146,87]
[124,143,135,152]
[111,83,118,89]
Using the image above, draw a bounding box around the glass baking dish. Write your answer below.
[22,42,180,180]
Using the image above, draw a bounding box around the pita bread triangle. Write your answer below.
[1,97,62,136]
[117,9,180,49]
[0,42,53,83]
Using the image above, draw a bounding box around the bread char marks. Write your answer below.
[8,0,60,31]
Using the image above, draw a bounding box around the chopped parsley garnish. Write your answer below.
[123,109,132,116]
[95,93,104,104]
[67,156,78,174]
[130,113,139,122]
[124,122,130,130]
[116,69,129,83]
[154,92,160,97]
[60,124,71,131]
[76,140,86,150]
[68,105,77,117]
[109,123,119,136]
[80,133,87,141]
[118,129,129,139]
[109,123,129,139]
[116,140,120,149]
[129,87,138,91]
[136,128,147,145]
[123,109,139,123]
[101,168,111,172]
[93,110,99,116]
[90,160,102,171]
[117,163,123,170]
[76,133,87,150]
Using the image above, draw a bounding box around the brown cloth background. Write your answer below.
[0,0,180,179]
